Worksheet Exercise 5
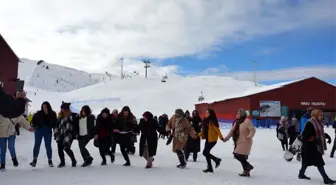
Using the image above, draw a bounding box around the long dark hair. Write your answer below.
[232,111,247,142]
[206,109,219,127]
[41,101,53,114]
[80,105,91,118]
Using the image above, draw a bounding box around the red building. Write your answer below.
[195,77,336,123]
[0,34,20,94]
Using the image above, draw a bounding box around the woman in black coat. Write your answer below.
[78,105,95,167]
[184,110,202,162]
[299,109,335,184]
[138,111,159,168]
[113,106,137,166]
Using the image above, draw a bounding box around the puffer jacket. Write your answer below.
[0,115,31,138]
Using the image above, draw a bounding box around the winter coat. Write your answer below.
[166,114,197,153]
[0,89,27,119]
[31,110,57,129]
[301,121,325,167]
[137,118,159,157]
[198,120,223,143]
[292,117,299,133]
[53,113,79,148]
[94,114,113,138]
[225,119,256,155]
[184,116,202,152]
[0,115,31,138]
[115,114,137,147]
[79,115,95,139]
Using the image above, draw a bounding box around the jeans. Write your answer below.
[33,128,52,160]
[78,136,91,161]
[202,141,218,169]
[8,135,16,158]
[0,138,8,164]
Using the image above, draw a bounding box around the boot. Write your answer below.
[298,174,311,180]
[12,157,19,167]
[71,160,77,167]
[203,166,213,173]
[177,152,187,169]
[123,161,131,166]
[101,160,107,166]
[48,160,54,167]
[239,171,250,177]
[30,159,37,167]
[57,161,65,168]
[324,178,336,184]
[214,158,221,168]
[0,164,5,171]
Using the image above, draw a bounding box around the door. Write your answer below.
[281,106,288,117]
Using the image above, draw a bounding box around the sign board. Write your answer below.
[301,102,326,106]
[260,101,281,117]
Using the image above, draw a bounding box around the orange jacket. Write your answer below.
[198,121,223,142]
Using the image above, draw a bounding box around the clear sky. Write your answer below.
[1,0,335,84]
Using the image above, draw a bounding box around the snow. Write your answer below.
[1,128,335,185]
[24,75,257,117]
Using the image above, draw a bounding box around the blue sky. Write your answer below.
[162,24,336,85]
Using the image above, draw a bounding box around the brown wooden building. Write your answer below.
[195,77,336,122]
[0,34,20,94]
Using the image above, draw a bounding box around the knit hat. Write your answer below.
[60,102,71,110]
[101,108,110,115]
[175,109,185,116]
[112,109,118,114]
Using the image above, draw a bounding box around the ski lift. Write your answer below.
[198,91,204,102]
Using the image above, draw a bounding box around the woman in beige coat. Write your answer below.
[224,109,256,177]
[166,109,196,169]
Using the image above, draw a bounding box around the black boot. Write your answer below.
[110,154,115,163]
[101,160,107,166]
[48,160,54,167]
[123,161,131,166]
[203,166,213,173]
[58,161,65,168]
[12,157,19,167]
[214,158,221,168]
[0,164,5,171]
[193,153,197,162]
[71,160,77,167]
[177,151,187,169]
[81,157,93,167]
[30,159,37,167]
[324,179,336,184]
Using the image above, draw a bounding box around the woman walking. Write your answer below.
[276,116,289,151]
[53,102,79,168]
[78,105,95,167]
[137,111,159,168]
[223,109,256,177]
[114,106,137,166]
[94,108,114,165]
[184,110,202,162]
[166,109,196,169]
[198,109,224,173]
[298,109,335,184]
[30,101,57,167]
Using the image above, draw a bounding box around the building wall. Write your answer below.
[249,77,336,112]
[196,97,250,121]
[0,35,19,94]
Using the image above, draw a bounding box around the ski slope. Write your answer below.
[1,128,335,185]
[25,75,257,117]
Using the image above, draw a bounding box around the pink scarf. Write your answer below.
[310,117,326,155]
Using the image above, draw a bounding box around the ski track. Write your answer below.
[0,128,335,185]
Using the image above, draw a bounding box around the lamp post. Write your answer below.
[253,60,257,86]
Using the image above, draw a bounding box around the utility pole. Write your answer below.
[143,60,151,78]
[120,57,124,79]
[253,60,257,86]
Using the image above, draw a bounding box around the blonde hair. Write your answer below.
[311,109,323,119]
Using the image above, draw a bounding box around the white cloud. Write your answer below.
[0,0,335,76]
[224,66,336,82]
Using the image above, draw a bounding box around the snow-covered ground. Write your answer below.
[1,128,335,185]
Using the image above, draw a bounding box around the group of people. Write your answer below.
[0,88,335,184]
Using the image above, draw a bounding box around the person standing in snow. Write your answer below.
[113,106,137,166]
[110,109,118,154]
[53,102,78,168]
[0,114,33,170]
[30,101,57,167]
[298,109,335,184]
[288,115,299,147]
[166,109,197,169]
[94,108,115,165]
[184,110,202,162]
[137,111,159,168]
[78,105,95,167]
[276,116,289,151]
[198,109,224,173]
[158,114,169,139]
[223,109,256,177]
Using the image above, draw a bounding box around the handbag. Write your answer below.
[277,133,284,140]
[9,119,20,136]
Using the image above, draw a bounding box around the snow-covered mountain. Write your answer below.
[18,59,107,92]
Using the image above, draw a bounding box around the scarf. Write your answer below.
[309,117,326,155]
